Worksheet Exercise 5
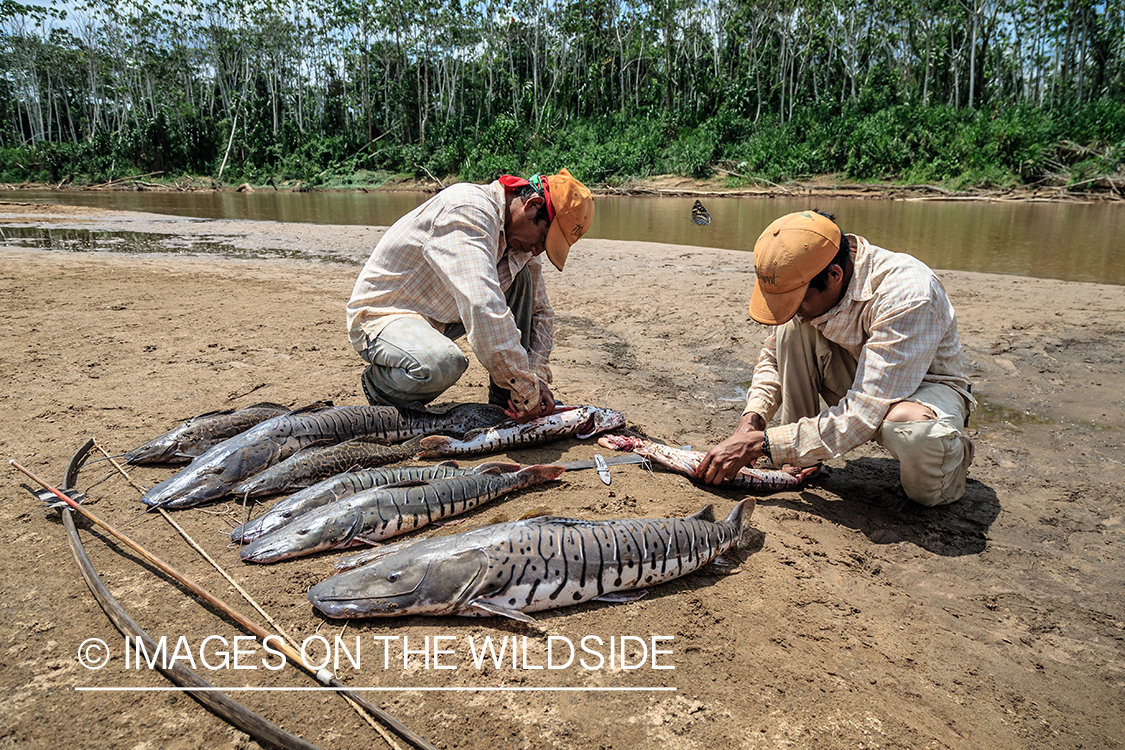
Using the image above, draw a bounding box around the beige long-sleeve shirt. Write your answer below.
[346,181,554,409]
[744,235,973,467]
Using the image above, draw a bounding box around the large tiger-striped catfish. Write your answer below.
[307,499,755,623]
[124,402,292,464]
[239,464,565,564]
[140,402,506,508]
[597,435,815,491]
[415,405,625,458]
[230,460,520,544]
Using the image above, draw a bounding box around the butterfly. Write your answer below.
[691,199,711,225]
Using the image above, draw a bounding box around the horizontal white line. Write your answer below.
[77,686,676,692]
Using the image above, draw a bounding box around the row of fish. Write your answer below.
[296,431,817,622]
[125,399,814,624]
[130,402,624,508]
[224,407,627,561]
[135,402,507,508]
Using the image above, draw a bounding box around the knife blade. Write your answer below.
[554,454,648,471]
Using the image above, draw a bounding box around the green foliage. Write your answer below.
[2,0,1123,194]
[4,98,1121,193]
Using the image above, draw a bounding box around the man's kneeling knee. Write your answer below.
[878,416,970,507]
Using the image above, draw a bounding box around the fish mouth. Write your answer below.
[242,511,364,563]
[576,409,625,440]
[575,414,599,440]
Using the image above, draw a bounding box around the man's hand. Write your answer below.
[695,413,767,484]
[504,382,557,423]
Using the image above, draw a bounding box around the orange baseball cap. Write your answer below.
[542,168,594,271]
[749,211,842,325]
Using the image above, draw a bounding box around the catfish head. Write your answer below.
[239,505,364,564]
[575,406,627,439]
[308,546,489,619]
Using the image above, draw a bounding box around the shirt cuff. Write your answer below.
[763,423,801,467]
[509,378,541,411]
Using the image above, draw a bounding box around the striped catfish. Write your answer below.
[124,402,292,464]
[230,460,520,544]
[239,464,565,564]
[140,402,505,508]
[229,435,429,499]
[307,500,755,623]
[597,435,813,491]
[416,405,625,458]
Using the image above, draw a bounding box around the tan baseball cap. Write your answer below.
[749,211,842,325]
[542,168,594,271]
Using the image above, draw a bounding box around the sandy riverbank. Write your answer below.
[1,201,1122,750]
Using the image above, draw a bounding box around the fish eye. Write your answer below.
[387,573,399,582]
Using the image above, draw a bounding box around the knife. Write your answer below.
[554,454,648,471]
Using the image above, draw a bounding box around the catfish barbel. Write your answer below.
[307,500,755,624]
[597,435,812,491]
[124,402,291,464]
[140,402,506,508]
[230,460,519,544]
[239,464,565,564]
[415,405,625,458]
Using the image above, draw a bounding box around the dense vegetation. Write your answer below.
[2,0,1123,191]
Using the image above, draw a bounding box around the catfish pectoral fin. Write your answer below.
[334,537,428,571]
[467,600,541,626]
[593,591,648,604]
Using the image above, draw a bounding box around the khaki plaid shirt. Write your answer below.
[745,235,972,467]
[346,181,554,409]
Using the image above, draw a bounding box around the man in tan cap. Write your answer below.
[696,210,975,506]
[346,169,594,421]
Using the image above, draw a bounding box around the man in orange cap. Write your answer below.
[696,210,975,506]
[346,169,594,422]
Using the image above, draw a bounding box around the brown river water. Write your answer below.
[4,189,1123,285]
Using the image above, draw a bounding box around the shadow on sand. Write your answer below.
[759,456,999,557]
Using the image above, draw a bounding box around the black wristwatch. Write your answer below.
[760,431,773,461]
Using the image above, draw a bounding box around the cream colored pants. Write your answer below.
[774,320,972,507]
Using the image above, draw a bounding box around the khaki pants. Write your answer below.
[775,320,972,506]
[361,264,534,407]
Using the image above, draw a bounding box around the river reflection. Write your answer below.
[5,188,1122,285]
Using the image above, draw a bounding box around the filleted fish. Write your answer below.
[597,434,811,491]
[229,460,519,544]
[416,405,625,458]
[124,402,292,464]
[239,464,565,564]
[141,402,505,508]
[308,500,755,623]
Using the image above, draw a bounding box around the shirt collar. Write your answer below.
[803,234,866,325]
